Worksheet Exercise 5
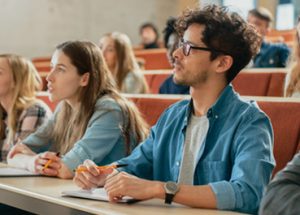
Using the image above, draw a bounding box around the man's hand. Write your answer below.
[104,171,164,202]
[73,159,113,189]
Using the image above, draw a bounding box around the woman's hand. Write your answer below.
[31,151,61,175]
[7,143,35,159]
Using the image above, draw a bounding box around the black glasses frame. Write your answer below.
[179,38,225,56]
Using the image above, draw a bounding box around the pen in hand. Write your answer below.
[42,152,60,171]
[74,164,128,173]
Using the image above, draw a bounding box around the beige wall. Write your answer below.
[0,0,181,58]
[257,0,278,28]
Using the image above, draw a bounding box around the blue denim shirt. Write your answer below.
[118,85,275,214]
[23,96,134,171]
[159,75,190,95]
[253,41,290,68]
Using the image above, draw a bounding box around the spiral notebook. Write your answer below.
[61,188,137,203]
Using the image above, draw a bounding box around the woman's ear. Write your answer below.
[215,55,233,74]
[80,72,90,86]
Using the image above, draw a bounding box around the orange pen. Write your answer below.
[74,164,128,173]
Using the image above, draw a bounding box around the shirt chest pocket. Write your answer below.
[195,161,231,184]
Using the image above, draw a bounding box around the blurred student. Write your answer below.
[285,16,300,98]
[0,54,51,161]
[139,22,162,49]
[7,41,149,179]
[247,7,290,68]
[159,17,190,94]
[259,152,300,215]
[99,32,148,94]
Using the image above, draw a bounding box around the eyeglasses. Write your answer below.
[178,38,224,56]
[178,39,212,56]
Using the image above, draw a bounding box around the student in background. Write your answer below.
[247,7,290,68]
[0,54,51,162]
[99,32,148,94]
[7,41,149,179]
[139,22,162,49]
[74,5,274,214]
[159,17,190,94]
[285,16,300,98]
[259,152,300,215]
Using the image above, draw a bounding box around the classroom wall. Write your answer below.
[0,0,181,58]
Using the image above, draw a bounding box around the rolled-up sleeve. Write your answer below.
[210,111,275,214]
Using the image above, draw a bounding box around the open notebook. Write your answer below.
[61,188,137,203]
[0,167,39,177]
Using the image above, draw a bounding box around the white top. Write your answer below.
[122,71,146,94]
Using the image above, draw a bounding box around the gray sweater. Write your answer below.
[259,152,300,215]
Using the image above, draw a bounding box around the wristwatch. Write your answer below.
[164,181,180,204]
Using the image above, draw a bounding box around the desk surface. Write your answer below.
[0,176,247,215]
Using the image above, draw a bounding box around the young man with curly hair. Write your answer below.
[74,5,275,214]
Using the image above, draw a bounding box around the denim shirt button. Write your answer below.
[176,161,180,166]
[207,109,212,117]
[215,115,218,119]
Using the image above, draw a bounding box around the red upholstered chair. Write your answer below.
[134,49,172,70]
[232,72,271,96]
[32,57,51,73]
[257,99,300,176]
[36,92,58,112]
[126,94,186,126]
[144,73,170,94]
[267,72,286,97]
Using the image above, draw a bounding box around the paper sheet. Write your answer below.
[0,167,39,177]
[61,188,136,203]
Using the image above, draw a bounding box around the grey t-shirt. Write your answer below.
[178,114,209,185]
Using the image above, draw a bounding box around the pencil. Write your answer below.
[74,164,128,173]
[42,152,60,170]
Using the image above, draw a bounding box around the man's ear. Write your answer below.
[215,55,233,74]
[80,72,90,86]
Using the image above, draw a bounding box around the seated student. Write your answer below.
[7,41,149,179]
[99,32,148,94]
[247,7,290,68]
[138,22,162,49]
[159,17,190,94]
[74,5,274,214]
[0,54,51,161]
[285,16,300,98]
[259,152,300,215]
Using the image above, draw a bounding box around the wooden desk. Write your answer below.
[0,176,247,215]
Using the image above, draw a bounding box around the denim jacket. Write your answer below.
[253,41,290,68]
[23,96,134,171]
[118,85,275,214]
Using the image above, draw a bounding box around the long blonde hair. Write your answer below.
[52,41,149,155]
[0,54,42,144]
[104,32,148,93]
[285,18,300,97]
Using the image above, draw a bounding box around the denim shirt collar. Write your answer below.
[182,84,236,128]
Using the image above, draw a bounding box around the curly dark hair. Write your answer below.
[163,17,177,48]
[176,5,262,83]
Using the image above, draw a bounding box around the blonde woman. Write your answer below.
[0,54,51,161]
[8,41,149,179]
[285,16,300,98]
[99,32,148,93]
